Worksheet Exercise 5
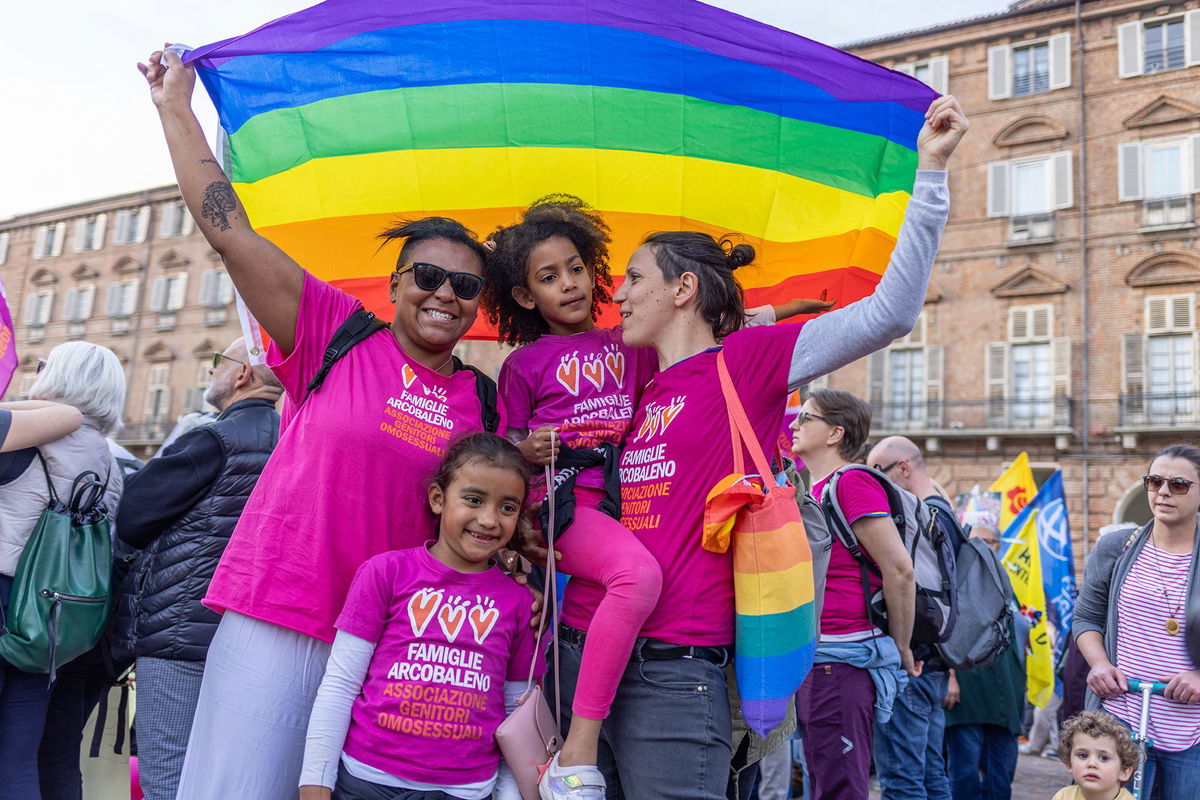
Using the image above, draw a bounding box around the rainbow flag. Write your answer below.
[186,0,937,336]
[0,278,16,396]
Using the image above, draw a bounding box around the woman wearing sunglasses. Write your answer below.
[1075,444,1200,798]
[140,47,503,800]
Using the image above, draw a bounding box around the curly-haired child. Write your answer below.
[482,194,831,800]
[1052,711,1139,800]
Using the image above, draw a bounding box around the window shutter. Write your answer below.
[988,45,1013,99]
[73,219,88,252]
[1186,10,1200,66]
[1122,333,1146,396]
[64,288,79,321]
[1031,305,1052,340]
[894,62,914,76]
[867,350,886,408]
[181,209,195,236]
[93,214,107,249]
[37,292,53,325]
[1052,152,1074,209]
[51,222,65,257]
[134,206,150,244]
[1171,294,1196,330]
[1048,32,1071,89]
[167,274,188,310]
[925,345,944,428]
[219,271,235,305]
[928,56,949,95]
[200,270,217,307]
[987,162,1011,217]
[986,342,1010,425]
[1189,135,1200,195]
[1118,21,1144,77]
[33,226,48,259]
[150,276,168,313]
[1118,143,1143,201]
[122,280,141,316]
[1009,307,1030,341]
[79,286,95,320]
[24,296,37,325]
[1147,296,1169,332]
[1052,338,1071,397]
[106,284,121,316]
[0,232,8,265]
[159,202,179,238]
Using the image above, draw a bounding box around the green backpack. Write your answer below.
[0,453,112,680]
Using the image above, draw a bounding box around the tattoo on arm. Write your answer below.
[200,182,238,232]
[199,158,220,167]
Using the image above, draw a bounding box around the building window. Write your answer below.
[63,285,95,323]
[23,291,54,328]
[159,200,195,239]
[16,372,37,399]
[144,364,172,423]
[150,274,189,313]
[106,280,140,335]
[1119,12,1199,77]
[113,206,150,245]
[0,232,9,265]
[183,359,213,414]
[893,56,949,95]
[987,152,1074,242]
[866,316,943,430]
[32,222,66,259]
[72,214,107,252]
[988,33,1071,100]
[1122,294,1197,425]
[1118,136,1199,228]
[986,305,1071,428]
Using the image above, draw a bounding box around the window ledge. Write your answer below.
[1006,236,1057,248]
[1139,222,1196,234]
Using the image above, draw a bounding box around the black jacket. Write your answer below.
[115,398,279,661]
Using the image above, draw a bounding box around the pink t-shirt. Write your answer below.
[561,324,803,645]
[337,546,541,784]
[811,470,889,639]
[1102,544,1200,752]
[499,327,657,490]
[205,272,499,642]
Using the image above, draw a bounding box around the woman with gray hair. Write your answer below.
[0,340,126,798]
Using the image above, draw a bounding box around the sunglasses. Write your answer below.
[212,351,247,369]
[1143,474,1198,495]
[394,262,484,301]
[36,358,47,374]
[795,410,832,426]
[874,460,901,474]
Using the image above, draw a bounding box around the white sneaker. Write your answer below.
[538,752,606,800]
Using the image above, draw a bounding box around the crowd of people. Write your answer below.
[0,38,1196,800]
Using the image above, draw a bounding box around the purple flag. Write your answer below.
[0,278,17,396]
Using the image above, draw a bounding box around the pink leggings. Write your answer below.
[554,487,662,720]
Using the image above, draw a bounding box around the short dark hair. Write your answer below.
[1057,711,1139,771]
[430,433,533,503]
[641,231,752,340]
[481,195,613,346]
[809,388,873,462]
[377,216,488,268]
[1150,443,1200,481]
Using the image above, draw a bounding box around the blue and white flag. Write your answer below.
[1032,470,1077,663]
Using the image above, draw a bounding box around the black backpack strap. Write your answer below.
[452,357,500,434]
[538,443,621,539]
[36,451,60,505]
[301,309,388,404]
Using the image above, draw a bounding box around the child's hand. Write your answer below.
[518,426,561,465]
[299,786,332,800]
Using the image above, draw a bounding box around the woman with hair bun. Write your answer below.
[544,94,969,799]
[1075,442,1200,798]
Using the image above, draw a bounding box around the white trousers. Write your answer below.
[176,611,332,800]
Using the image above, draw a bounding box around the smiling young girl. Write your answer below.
[482,198,829,799]
[299,434,540,800]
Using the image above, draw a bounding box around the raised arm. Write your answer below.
[0,402,83,451]
[139,46,304,353]
[787,95,968,389]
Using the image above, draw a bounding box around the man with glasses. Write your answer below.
[114,338,283,800]
[866,436,968,800]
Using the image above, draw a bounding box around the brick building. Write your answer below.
[838,0,1200,556]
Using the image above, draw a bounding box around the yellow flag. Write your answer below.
[991,453,1053,708]
[990,451,1037,531]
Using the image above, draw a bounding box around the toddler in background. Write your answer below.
[1051,711,1138,800]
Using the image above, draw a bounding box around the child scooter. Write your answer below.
[1125,679,1167,800]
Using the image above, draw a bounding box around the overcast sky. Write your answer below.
[0,0,1003,220]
